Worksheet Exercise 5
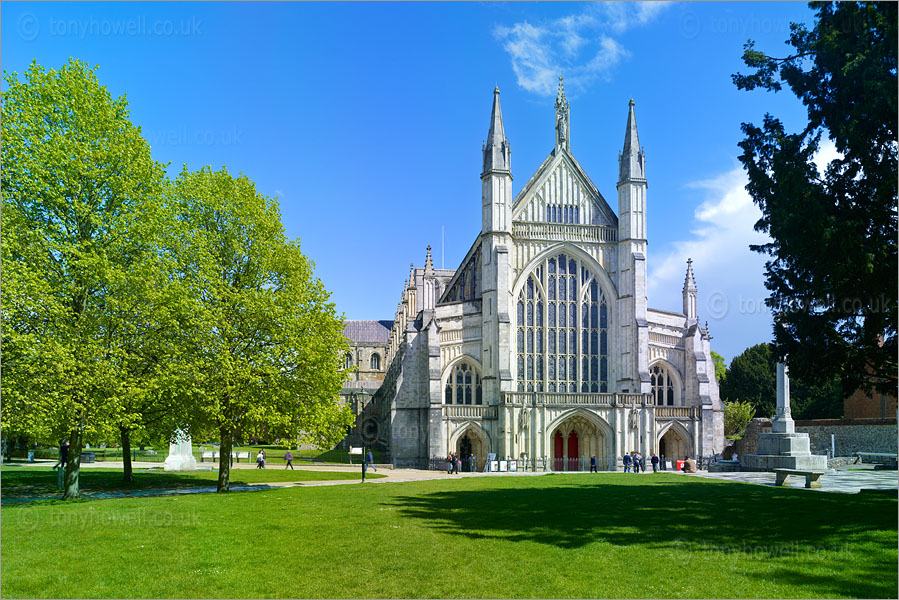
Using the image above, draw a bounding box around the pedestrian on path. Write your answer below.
[623,452,632,473]
[590,454,598,473]
[651,453,659,473]
[453,453,460,474]
[367,449,377,472]
[256,449,265,469]
[447,453,453,474]
[53,440,69,471]
[284,450,294,470]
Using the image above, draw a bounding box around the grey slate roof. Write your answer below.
[343,320,393,344]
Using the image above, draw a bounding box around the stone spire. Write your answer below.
[682,258,698,322]
[482,86,510,175]
[554,75,570,152]
[618,98,645,183]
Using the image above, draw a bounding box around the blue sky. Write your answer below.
[1,2,823,362]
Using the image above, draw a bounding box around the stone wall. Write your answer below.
[794,419,898,456]
[735,417,898,457]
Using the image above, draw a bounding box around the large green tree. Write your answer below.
[171,166,353,492]
[721,342,843,420]
[733,1,897,397]
[1,60,169,498]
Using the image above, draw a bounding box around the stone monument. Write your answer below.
[163,429,198,471]
[740,362,827,471]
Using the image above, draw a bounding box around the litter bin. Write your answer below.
[27,451,35,462]
[81,451,96,464]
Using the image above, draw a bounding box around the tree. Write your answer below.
[1,60,169,498]
[720,344,776,417]
[711,351,727,386]
[721,342,844,420]
[171,166,354,492]
[733,2,897,398]
[723,401,756,438]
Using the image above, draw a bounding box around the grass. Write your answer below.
[0,466,383,500]
[1,473,896,598]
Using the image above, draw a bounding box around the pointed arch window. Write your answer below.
[370,353,381,371]
[517,253,608,393]
[650,364,680,406]
[444,362,482,405]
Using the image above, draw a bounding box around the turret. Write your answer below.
[617,99,647,242]
[481,87,512,234]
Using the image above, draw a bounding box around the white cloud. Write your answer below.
[495,3,671,96]
[648,140,846,360]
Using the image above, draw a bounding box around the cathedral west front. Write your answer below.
[342,78,724,471]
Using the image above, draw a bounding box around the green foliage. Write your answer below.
[170,166,354,491]
[723,400,756,437]
[1,59,169,497]
[720,344,776,417]
[721,343,844,419]
[711,350,727,385]
[733,2,897,397]
[1,475,896,598]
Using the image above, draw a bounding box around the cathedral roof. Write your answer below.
[343,320,393,344]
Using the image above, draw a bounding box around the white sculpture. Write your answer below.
[163,429,197,471]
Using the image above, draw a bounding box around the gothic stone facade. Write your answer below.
[351,80,725,470]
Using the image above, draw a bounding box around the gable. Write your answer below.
[511,150,617,228]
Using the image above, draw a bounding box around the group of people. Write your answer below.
[446,452,462,474]
[623,451,661,473]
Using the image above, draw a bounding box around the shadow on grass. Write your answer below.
[387,475,897,598]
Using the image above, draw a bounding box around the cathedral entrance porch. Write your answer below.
[452,424,489,473]
[549,414,610,471]
[658,422,692,465]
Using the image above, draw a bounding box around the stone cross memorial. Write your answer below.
[740,361,827,472]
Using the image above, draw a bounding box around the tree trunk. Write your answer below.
[121,427,134,483]
[217,428,231,492]
[63,429,83,500]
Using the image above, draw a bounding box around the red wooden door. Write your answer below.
[568,431,579,471]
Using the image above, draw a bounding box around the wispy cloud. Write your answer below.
[494,3,671,96]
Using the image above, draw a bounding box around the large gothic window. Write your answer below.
[516,253,608,393]
[444,362,483,405]
[650,363,679,406]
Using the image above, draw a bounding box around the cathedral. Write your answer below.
[343,78,724,471]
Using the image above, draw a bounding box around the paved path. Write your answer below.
[682,467,898,494]
[3,461,895,503]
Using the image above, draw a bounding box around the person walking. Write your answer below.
[447,452,454,474]
[622,452,632,473]
[53,440,70,471]
[284,450,294,470]
[256,449,265,469]
[632,452,641,473]
[651,453,659,473]
[454,454,461,474]
[590,454,598,473]
[366,449,377,472]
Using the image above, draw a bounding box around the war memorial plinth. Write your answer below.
[740,362,827,472]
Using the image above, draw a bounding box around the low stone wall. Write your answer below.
[795,419,898,456]
[735,417,898,458]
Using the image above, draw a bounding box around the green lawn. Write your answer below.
[0,466,383,500]
[1,473,896,598]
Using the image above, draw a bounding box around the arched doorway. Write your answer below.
[550,414,610,471]
[453,425,489,472]
[658,424,691,466]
